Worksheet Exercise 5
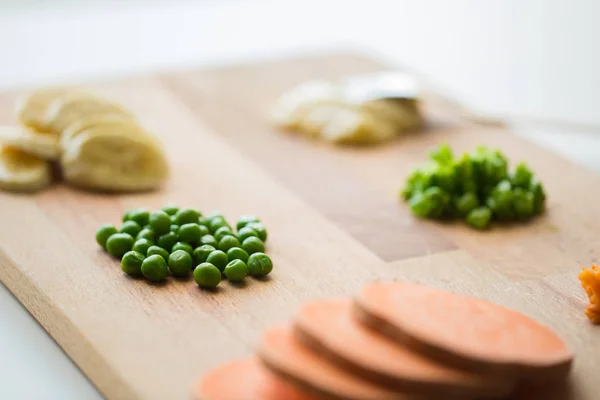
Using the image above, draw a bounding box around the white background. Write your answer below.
[1,1,599,398]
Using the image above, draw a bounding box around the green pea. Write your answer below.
[246,222,267,242]
[227,247,249,263]
[147,245,170,262]
[96,224,118,248]
[194,263,222,288]
[141,254,169,282]
[129,209,150,227]
[136,228,155,242]
[168,250,192,277]
[178,223,203,244]
[224,259,248,282]
[209,217,230,234]
[132,238,153,255]
[170,224,180,234]
[198,225,210,237]
[122,208,135,222]
[237,226,258,243]
[206,250,228,272]
[174,208,201,225]
[120,220,142,238]
[236,215,259,231]
[218,235,240,253]
[200,234,218,248]
[247,252,273,277]
[197,216,209,228]
[161,203,179,216]
[106,233,134,258]
[193,245,216,265]
[214,226,235,242]
[157,232,178,252]
[149,210,171,235]
[242,237,265,255]
[466,207,492,230]
[512,188,535,219]
[121,251,145,275]
[205,211,224,220]
[172,241,193,256]
[454,192,479,217]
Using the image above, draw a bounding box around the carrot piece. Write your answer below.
[354,281,573,383]
[578,264,600,324]
[194,357,314,400]
[258,325,409,400]
[293,299,516,398]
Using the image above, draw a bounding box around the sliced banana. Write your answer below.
[0,145,52,192]
[60,114,144,149]
[61,128,169,192]
[44,93,135,134]
[320,108,398,145]
[15,88,71,132]
[0,125,61,160]
[269,80,340,131]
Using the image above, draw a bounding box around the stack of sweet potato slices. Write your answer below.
[195,281,574,399]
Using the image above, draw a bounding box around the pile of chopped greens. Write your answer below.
[401,144,546,230]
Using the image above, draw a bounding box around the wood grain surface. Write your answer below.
[0,53,598,400]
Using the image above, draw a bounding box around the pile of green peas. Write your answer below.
[402,144,546,230]
[95,204,273,288]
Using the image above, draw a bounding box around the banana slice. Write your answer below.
[0,125,61,160]
[60,114,144,149]
[320,108,398,145]
[61,128,169,192]
[15,88,71,132]
[44,93,135,134]
[269,80,340,131]
[0,145,52,192]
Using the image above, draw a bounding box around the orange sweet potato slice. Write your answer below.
[194,357,314,400]
[258,325,413,400]
[354,281,573,383]
[293,299,516,398]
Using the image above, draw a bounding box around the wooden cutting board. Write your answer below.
[0,53,598,400]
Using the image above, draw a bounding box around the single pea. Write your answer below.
[120,220,142,238]
[170,224,180,234]
[197,224,210,237]
[197,216,209,228]
[168,250,193,277]
[237,226,258,243]
[129,209,150,227]
[141,254,169,282]
[227,247,249,263]
[174,208,202,225]
[149,210,171,235]
[106,233,134,258]
[236,215,260,231]
[136,227,155,242]
[172,241,194,256]
[247,252,273,277]
[157,232,178,252]
[96,224,118,248]
[242,237,265,255]
[466,207,492,230]
[147,245,170,262]
[194,263,222,288]
[246,222,267,242]
[193,245,216,265]
[200,234,218,248]
[161,202,179,216]
[205,211,224,221]
[122,208,135,222]
[224,259,248,282]
[218,235,240,253]
[206,250,228,272]
[214,226,235,242]
[178,223,203,244]
[121,251,145,275]
[209,217,230,234]
[132,238,153,255]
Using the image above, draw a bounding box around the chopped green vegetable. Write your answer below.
[512,188,535,219]
[466,207,492,230]
[194,263,222,288]
[454,192,479,217]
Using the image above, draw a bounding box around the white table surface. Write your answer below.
[1,1,599,399]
